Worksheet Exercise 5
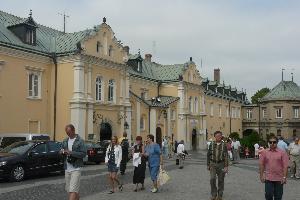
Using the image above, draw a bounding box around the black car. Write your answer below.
[0,140,64,182]
[83,141,104,164]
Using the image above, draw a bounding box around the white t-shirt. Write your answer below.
[254,143,259,150]
[66,137,80,172]
[232,141,241,150]
[177,144,185,154]
[288,142,300,156]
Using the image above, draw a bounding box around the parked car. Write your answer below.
[0,133,50,150]
[83,141,104,164]
[0,140,63,182]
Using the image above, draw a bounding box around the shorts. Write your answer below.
[108,162,119,172]
[149,165,160,181]
[65,170,81,193]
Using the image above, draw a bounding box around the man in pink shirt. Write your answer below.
[259,136,289,200]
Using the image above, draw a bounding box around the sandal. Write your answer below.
[108,191,114,194]
[119,184,123,191]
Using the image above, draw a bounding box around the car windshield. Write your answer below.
[0,142,34,155]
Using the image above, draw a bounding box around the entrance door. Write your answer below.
[100,123,112,141]
[192,129,197,150]
[156,127,162,147]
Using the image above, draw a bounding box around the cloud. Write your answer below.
[2,0,300,99]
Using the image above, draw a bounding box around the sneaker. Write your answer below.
[295,176,300,179]
[290,175,295,178]
[151,188,158,193]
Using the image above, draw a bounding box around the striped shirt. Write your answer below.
[207,141,229,167]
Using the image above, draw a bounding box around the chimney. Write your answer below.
[214,68,220,84]
[145,54,152,62]
[123,46,129,55]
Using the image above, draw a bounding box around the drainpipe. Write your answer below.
[51,53,58,141]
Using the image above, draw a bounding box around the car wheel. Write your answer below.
[10,165,25,182]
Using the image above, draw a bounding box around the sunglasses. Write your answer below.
[269,141,277,144]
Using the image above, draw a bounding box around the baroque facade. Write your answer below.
[0,10,247,149]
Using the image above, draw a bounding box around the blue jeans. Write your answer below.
[265,181,283,200]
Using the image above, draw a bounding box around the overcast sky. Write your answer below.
[2,0,300,99]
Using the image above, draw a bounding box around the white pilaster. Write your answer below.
[136,101,141,136]
[87,65,93,102]
[167,107,171,137]
[72,62,85,101]
[150,108,157,136]
[70,103,86,139]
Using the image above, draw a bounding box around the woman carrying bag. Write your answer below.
[105,136,123,194]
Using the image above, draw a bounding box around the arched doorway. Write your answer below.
[156,127,162,147]
[243,129,256,138]
[192,129,197,150]
[100,122,112,141]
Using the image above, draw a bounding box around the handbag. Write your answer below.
[158,167,170,186]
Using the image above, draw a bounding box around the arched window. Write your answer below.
[96,41,101,53]
[108,79,115,102]
[194,97,198,113]
[95,76,102,101]
[108,45,113,57]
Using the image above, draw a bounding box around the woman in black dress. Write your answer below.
[132,136,146,192]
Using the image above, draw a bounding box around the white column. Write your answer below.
[136,101,141,136]
[70,61,87,139]
[167,107,171,137]
[119,73,124,104]
[87,65,93,102]
[150,108,157,136]
[87,104,94,138]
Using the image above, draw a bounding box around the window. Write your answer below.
[189,97,192,113]
[108,79,115,102]
[237,107,241,118]
[276,107,283,118]
[96,41,101,53]
[33,143,47,153]
[219,104,222,117]
[0,137,26,149]
[95,76,102,101]
[48,141,62,152]
[171,109,176,120]
[246,109,253,119]
[231,107,236,118]
[26,29,34,44]
[28,72,41,98]
[293,107,299,118]
[108,45,113,56]
[194,97,198,113]
[140,117,145,130]
[210,103,214,116]
[262,108,267,118]
[137,62,142,72]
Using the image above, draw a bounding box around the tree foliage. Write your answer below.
[251,87,270,104]
[229,132,240,140]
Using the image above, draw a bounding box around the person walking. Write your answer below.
[120,132,129,175]
[61,124,86,200]
[226,138,233,161]
[288,137,300,179]
[132,136,146,192]
[254,143,260,159]
[168,136,173,158]
[207,131,228,200]
[177,140,185,169]
[105,136,123,194]
[259,136,289,200]
[144,134,162,193]
[231,138,241,163]
[277,137,288,152]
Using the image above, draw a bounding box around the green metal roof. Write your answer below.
[0,10,92,55]
[261,81,300,101]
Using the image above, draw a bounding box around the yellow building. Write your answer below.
[0,10,248,149]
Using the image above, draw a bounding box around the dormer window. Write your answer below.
[137,61,142,72]
[26,29,34,44]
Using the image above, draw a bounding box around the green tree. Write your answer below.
[229,132,240,140]
[251,87,270,104]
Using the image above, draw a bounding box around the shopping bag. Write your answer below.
[158,168,170,186]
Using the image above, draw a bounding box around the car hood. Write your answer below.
[0,152,19,161]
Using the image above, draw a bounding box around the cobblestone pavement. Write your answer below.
[1,151,299,200]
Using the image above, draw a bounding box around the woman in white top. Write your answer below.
[105,136,123,194]
[177,140,185,169]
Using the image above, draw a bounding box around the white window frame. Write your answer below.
[262,108,267,118]
[219,104,222,117]
[95,76,103,102]
[293,107,299,118]
[276,107,283,119]
[246,109,253,119]
[108,79,115,103]
[27,71,41,99]
[26,29,34,44]
[210,103,214,116]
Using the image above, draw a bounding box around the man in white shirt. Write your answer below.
[231,138,241,163]
[61,124,86,200]
[277,137,288,152]
[288,137,300,179]
[177,140,185,169]
[254,143,260,159]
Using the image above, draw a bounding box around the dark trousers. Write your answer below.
[265,181,283,200]
[120,154,128,173]
[210,162,225,198]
